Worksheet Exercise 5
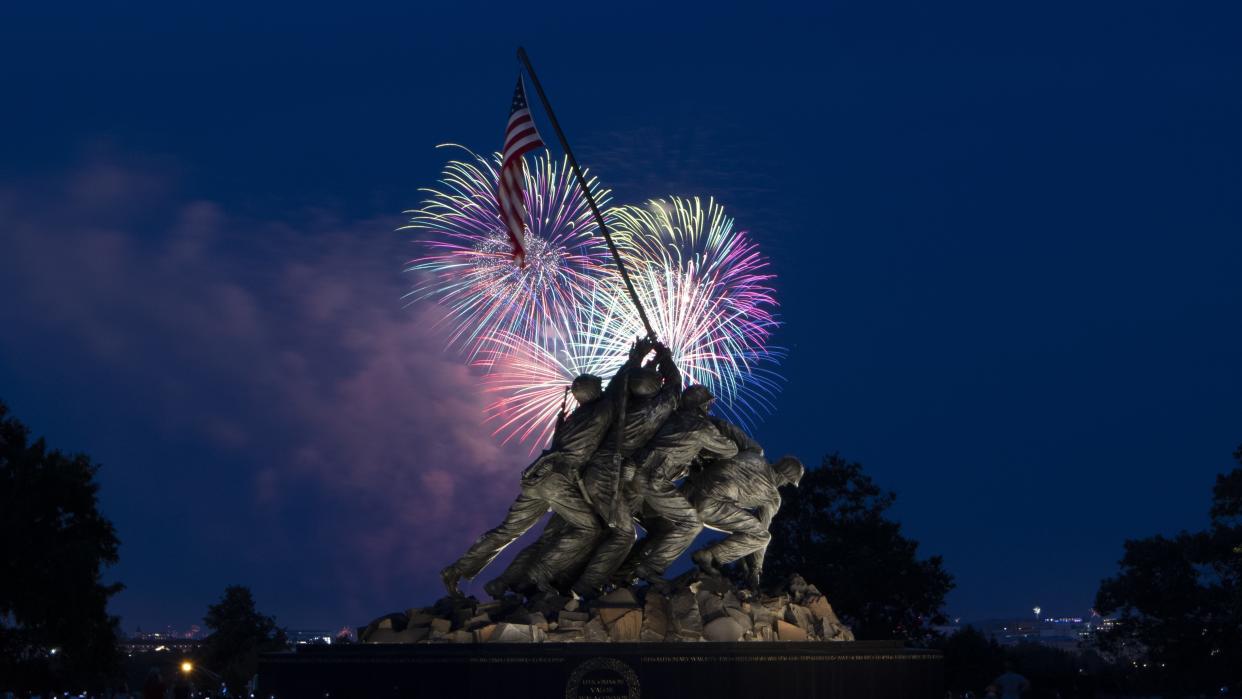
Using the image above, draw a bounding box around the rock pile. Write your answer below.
[360,573,853,644]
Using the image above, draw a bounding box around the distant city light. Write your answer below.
[181,661,193,674]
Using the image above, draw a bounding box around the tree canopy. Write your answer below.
[0,401,122,691]
[1094,445,1242,695]
[763,453,954,641]
[202,585,288,695]
[939,625,1005,692]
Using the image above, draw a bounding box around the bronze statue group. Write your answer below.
[441,337,805,601]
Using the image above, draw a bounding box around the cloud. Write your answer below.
[0,155,528,620]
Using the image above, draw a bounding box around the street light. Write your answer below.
[181,659,225,693]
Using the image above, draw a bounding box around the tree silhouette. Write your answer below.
[0,401,122,691]
[202,585,288,695]
[939,625,1005,693]
[1097,441,1242,695]
[763,453,954,641]
[1094,444,1242,695]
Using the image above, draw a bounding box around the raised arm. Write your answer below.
[653,341,682,393]
[605,337,655,397]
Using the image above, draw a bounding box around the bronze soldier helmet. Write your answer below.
[571,374,603,404]
[628,367,662,397]
[774,456,805,487]
[681,384,715,412]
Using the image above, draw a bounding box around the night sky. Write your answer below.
[2,2,1240,633]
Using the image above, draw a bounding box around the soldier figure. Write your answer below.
[440,330,806,602]
[684,423,804,589]
[583,341,682,525]
[485,340,681,597]
[438,340,652,596]
[594,384,738,594]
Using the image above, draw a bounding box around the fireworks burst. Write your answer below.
[403,147,784,449]
[477,295,628,447]
[596,196,783,427]
[479,197,783,448]
[401,145,612,359]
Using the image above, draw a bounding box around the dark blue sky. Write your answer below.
[2,2,1239,631]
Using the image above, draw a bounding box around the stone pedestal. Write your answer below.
[257,640,942,698]
[358,574,856,645]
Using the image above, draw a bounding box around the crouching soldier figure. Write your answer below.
[684,423,804,590]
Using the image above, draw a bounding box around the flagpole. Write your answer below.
[516,46,657,341]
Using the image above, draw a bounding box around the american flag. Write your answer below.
[497,75,545,267]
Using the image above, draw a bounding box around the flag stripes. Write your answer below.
[497,75,545,266]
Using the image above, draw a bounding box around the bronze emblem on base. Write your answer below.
[565,657,640,699]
